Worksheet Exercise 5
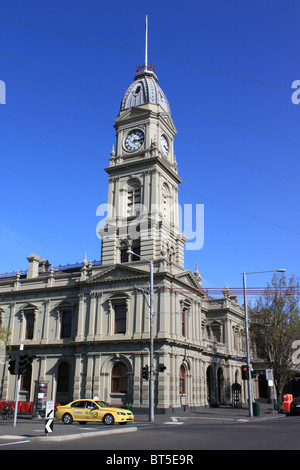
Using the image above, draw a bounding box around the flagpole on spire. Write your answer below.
[145,14,148,69]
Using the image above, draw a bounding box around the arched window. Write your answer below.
[179,365,186,395]
[57,362,70,393]
[120,240,129,263]
[111,362,128,393]
[127,179,141,217]
[180,301,190,337]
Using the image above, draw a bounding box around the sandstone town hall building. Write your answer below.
[0,58,249,412]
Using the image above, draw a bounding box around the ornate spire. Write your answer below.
[82,251,88,267]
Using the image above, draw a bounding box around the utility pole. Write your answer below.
[127,250,154,422]
[13,343,24,427]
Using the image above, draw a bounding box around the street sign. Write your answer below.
[45,401,54,434]
[265,369,274,382]
[266,369,274,386]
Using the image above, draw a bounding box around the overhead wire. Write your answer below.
[0,17,299,237]
[155,285,300,297]
[1,55,299,151]
[0,73,299,185]
[0,16,292,91]
[1,112,299,237]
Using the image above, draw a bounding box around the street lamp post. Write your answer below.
[242,268,286,418]
[127,250,154,422]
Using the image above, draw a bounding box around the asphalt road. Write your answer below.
[0,406,299,452]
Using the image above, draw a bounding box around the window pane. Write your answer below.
[114,304,126,334]
[26,313,35,340]
[120,249,129,263]
[71,401,86,408]
[132,246,140,261]
[61,311,72,338]
[21,364,32,392]
[182,309,186,337]
[179,365,186,394]
[57,362,70,393]
[112,362,128,393]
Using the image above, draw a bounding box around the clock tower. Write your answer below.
[99,62,186,269]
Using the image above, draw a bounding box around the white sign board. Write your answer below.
[45,400,55,434]
[266,369,274,386]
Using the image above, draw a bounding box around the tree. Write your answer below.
[250,273,300,411]
[0,325,11,360]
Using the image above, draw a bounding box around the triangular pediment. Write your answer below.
[56,300,74,309]
[174,270,204,295]
[159,113,177,134]
[115,106,151,126]
[87,264,149,284]
[21,302,38,311]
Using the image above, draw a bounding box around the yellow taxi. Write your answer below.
[55,399,134,425]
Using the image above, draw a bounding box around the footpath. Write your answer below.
[0,402,286,444]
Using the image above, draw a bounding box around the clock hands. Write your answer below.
[125,130,144,151]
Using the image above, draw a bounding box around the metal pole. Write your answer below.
[127,250,154,422]
[242,274,253,418]
[145,15,148,69]
[13,344,24,427]
[149,259,154,422]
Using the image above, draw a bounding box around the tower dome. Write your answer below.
[120,64,170,114]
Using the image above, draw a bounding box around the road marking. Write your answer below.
[0,435,27,439]
[0,440,30,447]
[164,422,184,425]
[176,416,236,421]
[164,417,184,425]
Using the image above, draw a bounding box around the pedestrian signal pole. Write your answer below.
[13,344,24,427]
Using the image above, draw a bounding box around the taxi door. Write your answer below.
[85,401,100,421]
[71,400,88,421]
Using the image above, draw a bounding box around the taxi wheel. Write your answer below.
[103,413,114,425]
[62,413,73,425]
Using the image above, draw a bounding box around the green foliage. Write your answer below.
[0,325,11,355]
[251,273,300,403]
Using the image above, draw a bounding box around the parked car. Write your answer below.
[289,397,300,415]
[55,399,134,425]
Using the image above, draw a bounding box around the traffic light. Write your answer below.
[18,352,35,376]
[241,365,249,380]
[8,350,35,376]
[8,352,17,375]
[142,365,149,380]
[18,353,29,375]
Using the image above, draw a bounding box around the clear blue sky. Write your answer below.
[0,0,299,296]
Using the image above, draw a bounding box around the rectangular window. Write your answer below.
[132,246,140,261]
[114,304,126,334]
[120,249,129,263]
[25,313,35,340]
[182,308,186,337]
[127,188,141,217]
[61,311,72,339]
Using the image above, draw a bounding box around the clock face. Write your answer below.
[161,135,169,157]
[125,130,144,152]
